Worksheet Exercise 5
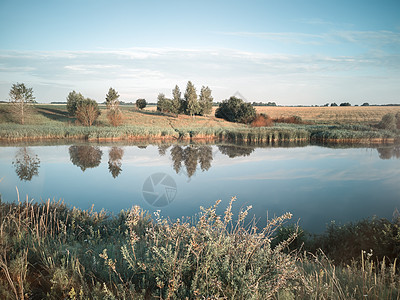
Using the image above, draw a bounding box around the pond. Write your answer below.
[0,142,399,233]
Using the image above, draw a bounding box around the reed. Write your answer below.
[0,197,399,299]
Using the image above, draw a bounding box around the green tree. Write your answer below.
[136,98,147,110]
[184,81,199,117]
[66,91,85,116]
[215,96,256,123]
[157,93,172,113]
[76,98,100,126]
[198,86,213,116]
[105,87,120,110]
[171,85,182,115]
[9,83,35,124]
[105,87,123,126]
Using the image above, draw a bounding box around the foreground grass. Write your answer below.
[0,198,399,299]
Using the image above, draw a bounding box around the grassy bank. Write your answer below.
[0,198,399,299]
[1,122,398,145]
[1,104,399,144]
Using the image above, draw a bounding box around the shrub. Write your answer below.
[251,113,274,127]
[76,98,100,126]
[215,96,256,123]
[273,115,303,124]
[107,109,123,126]
[378,113,397,130]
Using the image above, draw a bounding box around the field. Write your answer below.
[145,105,400,125]
[0,104,399,143]
[2,103,400,127]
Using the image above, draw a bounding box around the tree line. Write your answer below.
[156,81,213,116]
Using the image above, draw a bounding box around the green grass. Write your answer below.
[0,197,399,299]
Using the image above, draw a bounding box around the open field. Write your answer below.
[0,104,399,143]
[254,106,400,125]
[147,105,400,125]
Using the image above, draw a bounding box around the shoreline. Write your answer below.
[0,125,398,145]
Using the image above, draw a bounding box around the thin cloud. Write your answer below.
[0,46,399,103]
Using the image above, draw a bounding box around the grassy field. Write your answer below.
[146,105,400,125]
[0,104,399,143]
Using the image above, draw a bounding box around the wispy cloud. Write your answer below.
[216,29,400,49]
[0,46,399,103]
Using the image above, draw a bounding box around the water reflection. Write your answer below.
[158,144,170,156]
[170,145,213,178]
[12,147,40,181]
[69,145,103,171]
[108,147,124,178]
[218,145,255,158]
[377,145,400,160]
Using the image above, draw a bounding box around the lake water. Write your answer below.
[0,142,399,233]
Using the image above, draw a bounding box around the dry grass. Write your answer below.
[2,103,400,127]
[252,106,400,125]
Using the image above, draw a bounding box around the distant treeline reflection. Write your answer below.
[11,143,400,181]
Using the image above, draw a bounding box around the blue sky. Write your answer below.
[0,0,399,105]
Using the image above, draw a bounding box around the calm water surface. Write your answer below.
[0,142,399,233]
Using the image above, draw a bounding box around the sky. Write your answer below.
[0,0,399,105]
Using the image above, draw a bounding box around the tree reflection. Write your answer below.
[69,145,103,171]
[169,145,213,178]
[171,145,184,174]
[158,144,170,156]
[377,145,400,160]
[217,145,255,158]
[108,147,124,178]
[12,147,40,181]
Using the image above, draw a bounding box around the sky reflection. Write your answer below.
[0,143,399,233]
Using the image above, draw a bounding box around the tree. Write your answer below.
[361,102,370,106]
[9,83,35,124]
[67,91,85,116]
[105,88,123,126]
[157,93,172,113]
[215,96,256,123]
[171,85,182,115]
[331,103,338,107]
[76,98,100,126]
[12,147,40,181]
[136,99,147,110]
[184,81,199,117]
[105,87,120,110]
[340,102,351,106]
[198,86,213,116]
